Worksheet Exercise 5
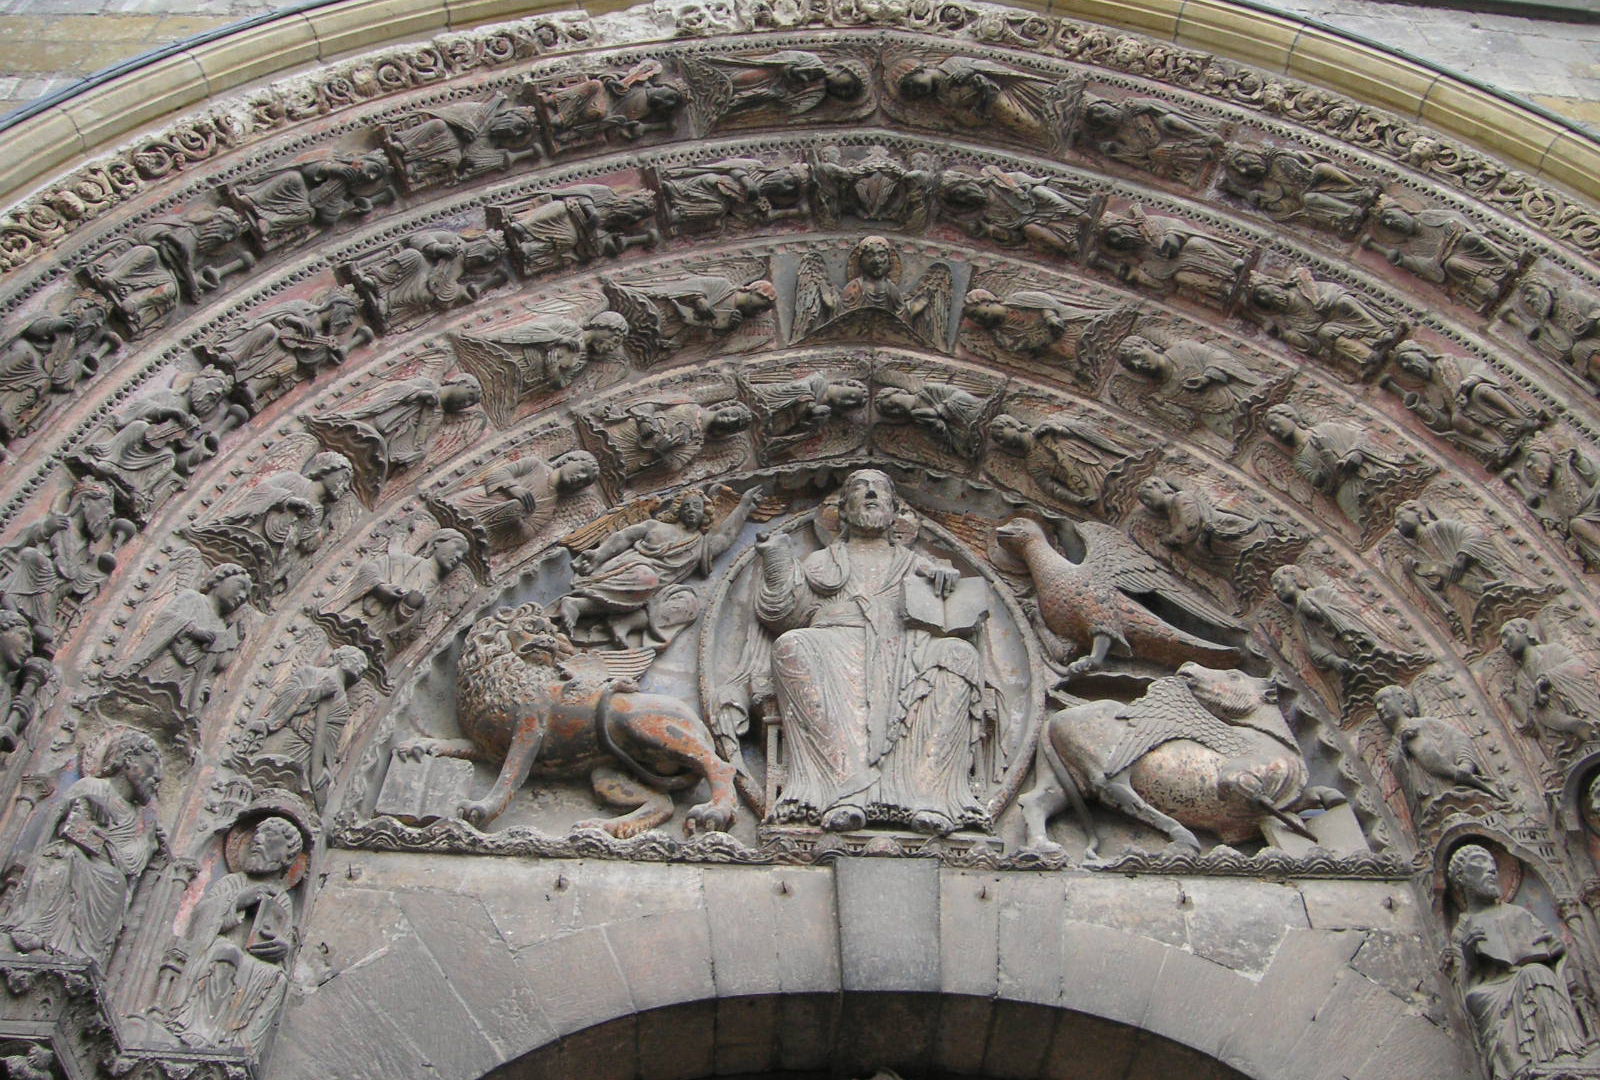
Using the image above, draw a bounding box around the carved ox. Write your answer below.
[1019,663,1342,856]
[397,603,738,835]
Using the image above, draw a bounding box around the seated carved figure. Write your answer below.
[227,150,396,247]
[494,184,660,275]
[315,529,471,667]
[1246,271,1403,371]
[84,209,254,335]
[1382,341,1544,466]
[199,291,371,414]
[0,299,120,448]
[158,816,303,1051]
[379,94,541,189]
[1448,844,1595,1080]
[1,726,163,969]
[1220,146,1377,234]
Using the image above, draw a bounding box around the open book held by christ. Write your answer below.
[902,572,990,638]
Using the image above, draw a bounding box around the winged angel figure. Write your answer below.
[681,50,870,128]
[600,269,776,367]
[889,54,1078,150]
[793,236,953,349]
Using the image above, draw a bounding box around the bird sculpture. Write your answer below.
[994,516,1244,678]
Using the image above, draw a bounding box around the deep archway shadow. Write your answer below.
[479,992,1256,1080]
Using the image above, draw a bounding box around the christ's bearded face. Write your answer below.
[841,471,896,535]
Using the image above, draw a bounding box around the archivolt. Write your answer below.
[0,2,1597,1076]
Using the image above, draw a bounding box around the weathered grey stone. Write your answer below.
[1061,872,1189,946]
[1139,948,1256,1060]
[1276,967,1409,1080]
[774,867,841,993]
[837,858,940,992]
[1181,877,1309,975]
[546,1013,637,1080]
[834,992,937,1076]
[997,872,1067,1005]
[1057,923,1171,1029]
[1351,1009,1477,1080]
[1297,879,1416,932]
[940,869,1001,997]
[606,909,716,1012]
[1214,928,1365,1076]
[775,993,837,1072]
[514,927,635,1037]
[395,890,558,1059]
[1350,928,1438,1010]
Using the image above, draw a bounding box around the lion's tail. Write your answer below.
[596,685,701,791]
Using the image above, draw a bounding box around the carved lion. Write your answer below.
[398,602,737,835]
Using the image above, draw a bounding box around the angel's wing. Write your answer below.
[680,57,737,126]
[1079,520,1244,633]
[599,278,666,367]
[559,646,657,683]
[907,263,954,350]
[558,497,662,556]
[792,253,836,341]
[450,332,523,428]
[1076,304,1141,382]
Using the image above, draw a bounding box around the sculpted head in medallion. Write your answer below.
[839,469,898,538]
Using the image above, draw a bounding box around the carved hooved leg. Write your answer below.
[1100,778,1200,851]
[457,714,546,829]
[582,764,673,838]
[1017,769,1069,855]
[395,737,487,762]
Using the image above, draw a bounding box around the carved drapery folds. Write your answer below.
[1,6,1600,1078]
